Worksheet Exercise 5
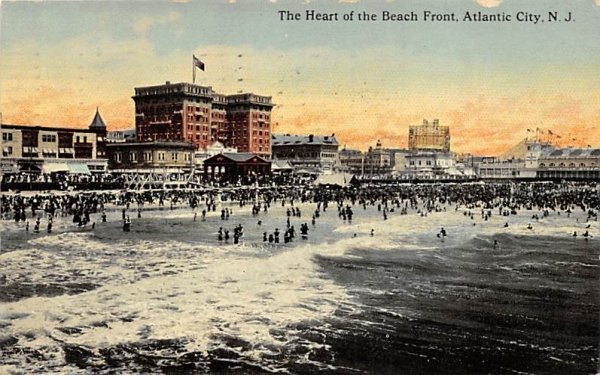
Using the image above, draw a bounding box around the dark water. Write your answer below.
[1,210,599,374]
[311,234,600,374]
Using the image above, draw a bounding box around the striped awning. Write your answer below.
[42,162,69,173]
[67,163,91,175]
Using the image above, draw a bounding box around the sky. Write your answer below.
[1,0,599,155]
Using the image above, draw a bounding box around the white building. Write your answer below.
[405,151,455,178]
[194,141,238,169]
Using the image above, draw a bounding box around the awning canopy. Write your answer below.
[1,160,19,173]
[294,168,318,175]
[68,163,91,175]
[19,163,41,172]
[42,162,69,173]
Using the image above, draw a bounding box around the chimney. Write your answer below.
[308,134,314,142]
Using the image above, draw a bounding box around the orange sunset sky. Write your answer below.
[1,0,599,155]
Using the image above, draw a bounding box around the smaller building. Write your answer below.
[203,153,271,184]
[1,114,109,187]
[107,128,136,143]
[338,147,364,174]
[193,141,238,169]
[106,141,195,173]
[405,151,455,178]
[271,134,339,173]
[363,140,392,176]
[477,159,527,179]
[386,148,411,173]
[537,148,600,179]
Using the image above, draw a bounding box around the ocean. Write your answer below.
[0,198,598,374]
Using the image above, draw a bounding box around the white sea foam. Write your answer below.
[0,200,597,372]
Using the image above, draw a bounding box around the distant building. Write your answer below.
[106,141,195,173]
[338,147,363,174]
[338,141,393,176]
[385,148,411,173]
[537,147,600,179]
[1,110,109,177]
[271,134,339,173]
[405,151,455,178]
[193,141,238,169]
[477,159,526,179]
[363,140,392,175]
[132,81,273,157]
[477,140,553,179]
[107,128,136,143]
[408,119,450,152]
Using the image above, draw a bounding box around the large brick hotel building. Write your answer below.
[133,82,274,157]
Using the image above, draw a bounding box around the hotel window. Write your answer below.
[158,152,165,161]
[2,132,13,141]
[172,152,178,160]
[115,152,122,162]
[83,136,88,143]
[2,146,13,156]
[130,152,137,162]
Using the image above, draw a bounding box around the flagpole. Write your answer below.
[192,55,196,84]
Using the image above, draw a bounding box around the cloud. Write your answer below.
[474,0,502,8]
[2,38,599,154]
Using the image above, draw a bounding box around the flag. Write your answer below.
[193,55,205,71]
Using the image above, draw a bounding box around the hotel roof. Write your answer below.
[542,148,600,158]
[272,134,338,146]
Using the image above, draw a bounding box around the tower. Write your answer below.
[89,107,107,158]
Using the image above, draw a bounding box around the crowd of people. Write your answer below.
[1,181,598,244]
